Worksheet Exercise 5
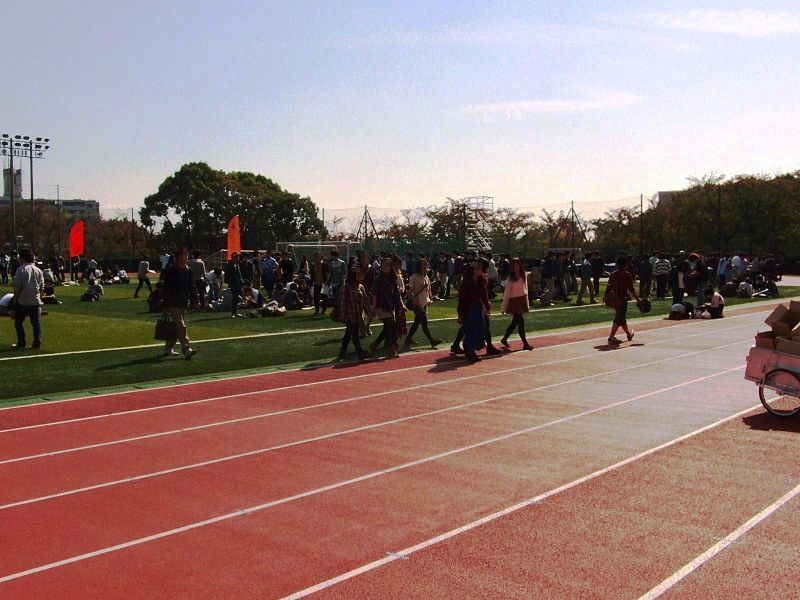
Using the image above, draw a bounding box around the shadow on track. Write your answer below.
[742,411,800,433]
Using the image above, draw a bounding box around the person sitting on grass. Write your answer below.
[81,280,104,302]
[701,285,725,318]
[667,300,695,320]
[737,277,754,298]
[241,284,264,309]
[753,274,779,298]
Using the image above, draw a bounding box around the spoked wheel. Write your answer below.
[759,368,800,417]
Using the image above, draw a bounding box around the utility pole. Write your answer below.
[570,200,575,250]
[131,207,136,261]
[716,184,722,250]
[29,152,35,252]
[57,185,62,255]
[639,193,644,256]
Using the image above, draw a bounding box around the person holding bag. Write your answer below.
[160,247,197,358]
[606,256,640,345]
[337,268,368,361]
[370,257,402,358]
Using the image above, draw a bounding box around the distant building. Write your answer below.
[651,191,680,207]
[0,196,100,215]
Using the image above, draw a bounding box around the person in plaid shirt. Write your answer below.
[338,268,368,361]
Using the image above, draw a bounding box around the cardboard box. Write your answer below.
[764,302,800,336]
[755,331,780,349]
[776,337,800,356]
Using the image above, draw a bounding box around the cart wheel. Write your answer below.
[759,368,800,417]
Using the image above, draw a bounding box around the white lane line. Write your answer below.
[0,345,748,509]
[282,400,762,599]
[637,482,800,600]
[0,301,773,411]
[0,317,758,434]
[0,330,754,464]
[0,364,748,583]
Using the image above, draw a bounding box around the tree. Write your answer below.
[140,163,326,253]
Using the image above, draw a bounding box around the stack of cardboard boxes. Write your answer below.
[755,301,800,354]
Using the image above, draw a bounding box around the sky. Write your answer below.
[3,0,800,218]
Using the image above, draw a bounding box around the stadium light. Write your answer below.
[1,133,52,252]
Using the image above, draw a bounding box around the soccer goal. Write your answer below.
[276,241,361,264]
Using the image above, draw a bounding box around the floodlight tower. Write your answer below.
[0,133,51,251]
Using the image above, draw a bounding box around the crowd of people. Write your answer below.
[1,244,785,358]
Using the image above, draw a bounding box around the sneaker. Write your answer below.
[500,338,510,348]
[357,351,369,361]
[608,337,622,345]
[450,346,465,355]
[13,343,26,350]
[31,342,41,349]
[486,346,502,356]
[429,338,441,348]
[183,348,197,359]
[466,354,482,363]
[336,353,346,361]
[626,331,635,341]
[163,349,179,357]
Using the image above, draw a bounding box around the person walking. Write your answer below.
[402,258,441,350]
[652,253,672,300]
[11,248,44,349]
[606,256,640,345]
[226,252,244,318]
[311,251,329,316]
[500,258,533,350]
[187,250,207,310]
[370,257,402,358]
[337,268,368,361]
[576,252,597,305]
[160,247,197,358]
[457,263,490,362]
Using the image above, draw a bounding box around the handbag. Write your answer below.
[154,310,178,341]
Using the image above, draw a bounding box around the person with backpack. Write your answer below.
[605,255,640,345]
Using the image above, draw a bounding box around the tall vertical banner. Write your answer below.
[69,220,85,258]
[227,215,241,260]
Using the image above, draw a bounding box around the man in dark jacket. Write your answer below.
[161,247,197,358]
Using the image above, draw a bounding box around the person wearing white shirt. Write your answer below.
[12,248,44,349]
[730,254,742,279]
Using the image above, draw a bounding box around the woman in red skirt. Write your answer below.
[500,258,533,350]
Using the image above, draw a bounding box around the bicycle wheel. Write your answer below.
[759,368,800,417]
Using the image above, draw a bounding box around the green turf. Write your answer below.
[1,279,796,405]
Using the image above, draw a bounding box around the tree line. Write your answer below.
[4,166,797,264]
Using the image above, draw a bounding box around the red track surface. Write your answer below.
[1,306,797,598]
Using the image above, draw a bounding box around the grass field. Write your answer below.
[1,279,795,405]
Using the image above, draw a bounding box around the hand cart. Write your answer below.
[745,345,800,417]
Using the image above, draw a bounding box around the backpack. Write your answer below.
[603,272,620,309]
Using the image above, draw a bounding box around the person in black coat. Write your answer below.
[160,247,198,358]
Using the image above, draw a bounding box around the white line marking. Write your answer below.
[0,300,774,410]
[0,317,757,435]
[0,365,749,583]
[637,482,800,600]
[281,401,763,599]
[0,348,747,510]
[0,330,753,465]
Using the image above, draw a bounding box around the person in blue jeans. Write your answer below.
[12,248,44,349]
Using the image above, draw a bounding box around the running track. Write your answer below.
[1,306,798,598]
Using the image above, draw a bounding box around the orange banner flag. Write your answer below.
[69,220,85,258]
[226,215,241,260]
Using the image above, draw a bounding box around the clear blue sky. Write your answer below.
[4,1,799,214]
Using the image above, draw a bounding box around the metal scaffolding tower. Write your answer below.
[449,196,493,252]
